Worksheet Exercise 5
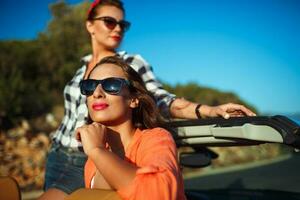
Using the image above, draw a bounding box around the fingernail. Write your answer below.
[225,114,230,119]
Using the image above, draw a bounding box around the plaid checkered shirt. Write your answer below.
[52,51,176,150]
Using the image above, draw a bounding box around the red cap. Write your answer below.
[87,0,101,18]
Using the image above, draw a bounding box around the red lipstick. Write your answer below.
[111,36,121,42]
[92,103,109,111]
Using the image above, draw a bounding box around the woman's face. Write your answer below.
[87,64,136,126]
[87,5,125,50]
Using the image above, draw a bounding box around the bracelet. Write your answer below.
[195,104,202,119]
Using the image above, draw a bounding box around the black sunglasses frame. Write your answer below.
[80,77,131,96]
[92,16,131,32]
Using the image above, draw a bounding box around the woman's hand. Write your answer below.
[201,103,256,119]
[75,122,107,156]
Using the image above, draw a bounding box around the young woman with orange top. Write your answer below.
[76,56,186,200]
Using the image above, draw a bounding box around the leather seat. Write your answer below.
[0,176,21,200]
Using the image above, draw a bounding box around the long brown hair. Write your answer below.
[87,0,125,21]
[89,56,165,129]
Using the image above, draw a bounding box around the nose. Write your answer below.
[93,84,106,98]
[114,23,122,33]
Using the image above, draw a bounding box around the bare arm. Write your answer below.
[170,98,256,119]
[88,147,138,190]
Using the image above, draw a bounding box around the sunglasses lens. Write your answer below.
[120,21,130,32]
[80,80,96,95]
[103,18,117,30]
[102,78,123,94]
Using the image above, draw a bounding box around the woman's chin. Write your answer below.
[107,41,121,49]
[91,116,128,127]
[91,118,108,124]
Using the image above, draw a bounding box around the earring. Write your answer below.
[130,99,139,108]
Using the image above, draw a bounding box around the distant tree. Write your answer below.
[0,1,91,128]
[37,0,91,97]
[0,41,52,128]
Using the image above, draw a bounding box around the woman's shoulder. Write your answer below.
[143,127,171,135]
[73,54,91,76]
[81,54,92,63]
[141,128,175,145]
[117,51,150,68]
[132,128,177,158]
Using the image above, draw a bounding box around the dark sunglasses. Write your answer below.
[92,16,131,32]
[80,77,131,96]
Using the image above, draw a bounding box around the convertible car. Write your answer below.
[1,115,299,200]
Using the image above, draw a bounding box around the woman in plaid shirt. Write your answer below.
[38,0,255,199]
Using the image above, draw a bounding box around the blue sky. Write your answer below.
[0,0,299,114]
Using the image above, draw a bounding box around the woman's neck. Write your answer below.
[93,39,116,56]
[89,41,116,67]
[106,121,136,154]
[84,46,116,79]
[89,51,115,68]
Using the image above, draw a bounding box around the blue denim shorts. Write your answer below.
[44,142,87,194]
